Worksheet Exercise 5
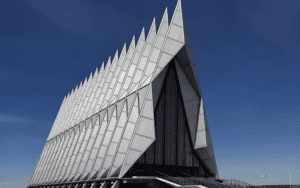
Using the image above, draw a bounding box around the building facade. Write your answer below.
[28,0,219,187]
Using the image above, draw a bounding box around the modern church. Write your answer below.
[28,1,224,187]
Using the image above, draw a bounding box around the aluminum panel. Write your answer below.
[163,38,184,56]
[126,93,136,115]
[138,85,149,108]
[150,48,160,63]
[131,134,153,152]
[122,122,136,140]
[128,105,139,123]
[136,117,155,139]
[154,34,165,49]
[168,24,184,43]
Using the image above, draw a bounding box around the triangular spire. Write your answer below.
[107,56,111,66]
[95,67,99,75]
[75,85,78,92]
[162,7,168,23]
[146,18,157,44]
[113,50,119,62]
[100,62,105,72]
[175,0,182,12]
[150,17,156,33]
[121,43,127,55]
[170,0,183,28]
[157,7,169,35]
[129,35,136,49]
[88,72,93,82]
[138,27,146,41]
[67,92,70,98]
[79,81,83,88]
[83,77,88,86]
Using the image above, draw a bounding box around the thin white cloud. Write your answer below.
[0,114,26,123]
[0,114,52,126]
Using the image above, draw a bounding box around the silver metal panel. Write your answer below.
[163,38,184,56]
[168,24,184,43]
[136,117,155,139]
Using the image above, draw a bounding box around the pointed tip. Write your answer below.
[107,56,111,65]
[101,62,105,70]
[175,0,182,12]
[150,17,157,33]
[113,50,119,61]
[162,6,168,23]
[121,43,127,55]
[130,35,136,49]
[170,0,184,28]
[95,67,99,73]
[139,27,146,41]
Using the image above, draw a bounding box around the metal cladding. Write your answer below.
[28,0,219,187]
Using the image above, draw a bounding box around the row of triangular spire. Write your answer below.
[63,2,180,100]
[48,0,183,140]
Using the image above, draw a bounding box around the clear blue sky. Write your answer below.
[1,0,300,187]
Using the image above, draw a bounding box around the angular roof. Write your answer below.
[47,0,200,141]
[28,2,221,187]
